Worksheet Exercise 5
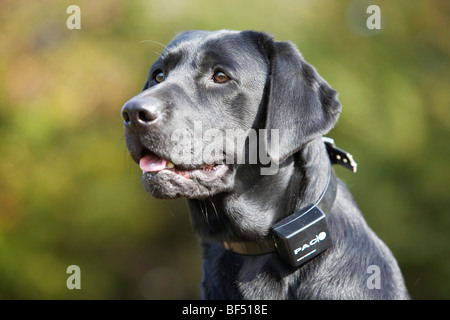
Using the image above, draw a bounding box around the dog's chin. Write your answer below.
[141,164,233,199]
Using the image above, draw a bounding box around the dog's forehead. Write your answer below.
[157,30,264,71]
[162,30,240,58]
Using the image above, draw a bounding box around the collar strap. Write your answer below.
[323,137,357,173]
[222,137,357,265]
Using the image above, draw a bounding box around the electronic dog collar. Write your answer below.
[222,137,357,267]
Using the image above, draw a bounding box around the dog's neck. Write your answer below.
[187,137,331,245]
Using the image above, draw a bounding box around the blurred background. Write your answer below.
[0,0,448,299]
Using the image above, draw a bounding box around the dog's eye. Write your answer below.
[213,70,229,84]
[154,71,164,83]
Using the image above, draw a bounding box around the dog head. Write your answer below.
[121,30,341,199]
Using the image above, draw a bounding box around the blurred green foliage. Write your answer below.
[0,0,448,299]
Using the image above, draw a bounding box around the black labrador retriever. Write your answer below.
[121,30,409,299]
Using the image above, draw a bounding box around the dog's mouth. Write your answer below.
[139,151,221,180]
[137,149,232,199]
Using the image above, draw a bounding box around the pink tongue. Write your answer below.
[139,154,168,172]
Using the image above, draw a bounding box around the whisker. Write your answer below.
[140,39,168,50]
[200,200,210,227]
[209,199,219,222]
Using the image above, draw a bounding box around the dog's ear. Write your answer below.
[264,40,342,163]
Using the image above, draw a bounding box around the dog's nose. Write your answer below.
[121,98,162,127]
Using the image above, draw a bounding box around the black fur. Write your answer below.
[122,30,409,299]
